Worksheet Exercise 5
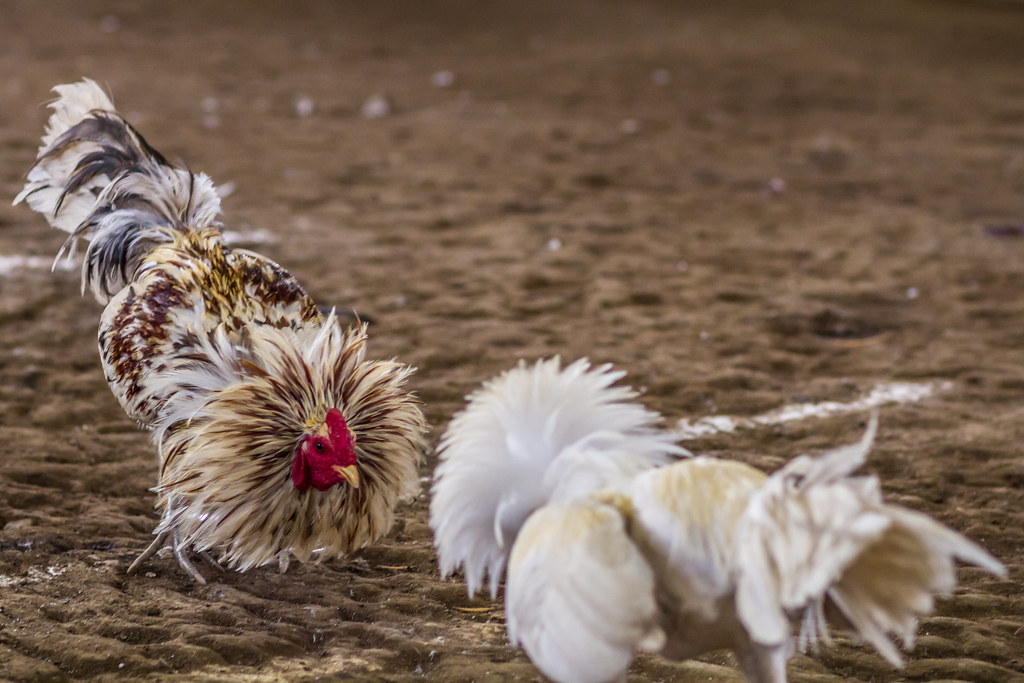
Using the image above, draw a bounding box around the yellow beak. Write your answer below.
[332,464,360,489]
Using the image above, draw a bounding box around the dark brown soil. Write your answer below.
[1,1,1022,680]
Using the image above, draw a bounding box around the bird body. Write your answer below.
[99,228,321,425]
[506,457,787,683]
[431,359,1006,683]
[16,80,426,581]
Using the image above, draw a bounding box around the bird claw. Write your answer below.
[126,529,212,584]
[127,530,170,576]
[197,551,225,573]
[173,539,207,585]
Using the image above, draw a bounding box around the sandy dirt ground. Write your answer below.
[1,1,1022,680]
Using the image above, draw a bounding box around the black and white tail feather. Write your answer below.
[14,79,221,302]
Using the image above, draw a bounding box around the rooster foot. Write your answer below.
[127,530,170,576]
[127,530,210,584]
[172,532,208,584]
[197,551,226,573]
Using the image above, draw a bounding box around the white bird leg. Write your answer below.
[127,498,209,583]
[734,640,790,683]
[197,551,225,573]
[172,530,207,584]
[127,529,170,575]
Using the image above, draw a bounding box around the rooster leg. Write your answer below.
[733,639,790,683]
[172,532,208,585]
[127,530,171,575]
[197,551,225,573]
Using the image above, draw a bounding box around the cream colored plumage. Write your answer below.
[506,498,665,683]
[432,360,1006,683]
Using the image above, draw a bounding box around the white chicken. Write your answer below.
[430,359,1006,682]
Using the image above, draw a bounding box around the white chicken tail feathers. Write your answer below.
[15,78,222,302]
[505,497,665,683]
[735,414,1006,666]
[430,357,685,598]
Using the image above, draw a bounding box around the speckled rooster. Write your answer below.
[431,359,1006,683]
[16,79,427,582]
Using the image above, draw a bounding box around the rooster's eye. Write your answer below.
[314,440,325,453]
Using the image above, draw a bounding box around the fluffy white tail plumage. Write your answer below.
[14,79,222,301]
[429,357,686,598]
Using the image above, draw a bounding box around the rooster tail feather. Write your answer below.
[735,412,1006,665]
[430,357,684,598]
[15,78,222,301]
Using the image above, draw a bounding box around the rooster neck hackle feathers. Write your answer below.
[154,322,427,571]
[735,413,1007,666]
